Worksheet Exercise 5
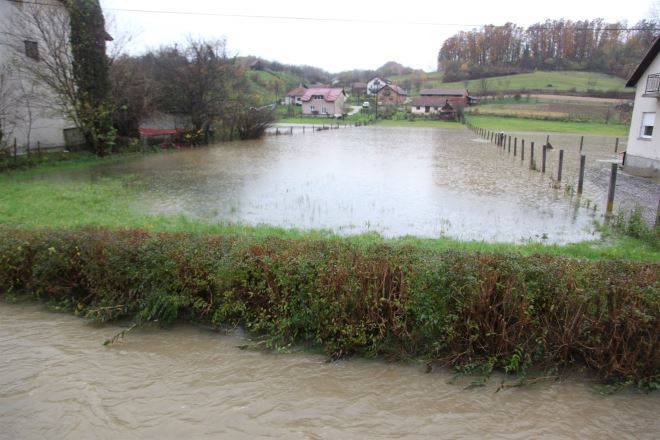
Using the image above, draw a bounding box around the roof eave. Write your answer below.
[626,36,660,88]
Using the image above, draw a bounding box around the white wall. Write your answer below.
[367,77,387,95]
[0,0,74,151]
[626,54,660,174]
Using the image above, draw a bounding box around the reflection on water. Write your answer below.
[33,126,659,243]
[1,304,658,440]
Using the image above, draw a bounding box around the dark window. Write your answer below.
[24,40,40,61]
[643,125,654,137]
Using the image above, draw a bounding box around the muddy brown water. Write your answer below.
[1,304,658,439]
[28,126,659,243]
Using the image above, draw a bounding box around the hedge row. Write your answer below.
[0,228,657,385]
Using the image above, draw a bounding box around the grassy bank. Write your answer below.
[467,115,628,136]
[1,227,657,388]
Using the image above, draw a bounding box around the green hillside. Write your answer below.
[391,71,632,95]
[246,70,307,104]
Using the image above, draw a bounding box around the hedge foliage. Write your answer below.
[0,228,657,385]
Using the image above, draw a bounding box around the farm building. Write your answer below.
[376,84,408,105]
[283,85,307,106]
[624,36,660,176]
[300,87,347,117]
[419,88,472,107]
[410,97,457,119]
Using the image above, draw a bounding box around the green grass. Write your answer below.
[392,71,632,95]
[467,115,629,135]
[0,160,657,262]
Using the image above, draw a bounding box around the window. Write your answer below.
[310,105,315,111]
[24,40,40,61]
[416,106,420,110]
[641,112,655,138]
[322,107,327,114]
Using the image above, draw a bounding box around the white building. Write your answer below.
[366,76,390,95]
[0,0,76,152]
[624,36,660,177]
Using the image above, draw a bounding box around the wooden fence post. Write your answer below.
[508,136,511,153]
[13,138,17,159]
[614,137,619,153]
[530,142,535,169]
[521,140,525,161]
[577,154,586,195]
[606,163,618,215]
[557,149,564,182]
[514,138,517,156]
[541,145,547,173]
[579,136,584,152]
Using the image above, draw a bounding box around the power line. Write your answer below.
[4,0,660,31]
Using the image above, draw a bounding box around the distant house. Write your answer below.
[419,88,471,107]
[410,96,457,119]
[367,76,391,95]
[283,85,307,106]
[352,82,367,95]
[250,59,265,71]
[624,36,660,177]
[376,84,408,105]
[300,87,347,117]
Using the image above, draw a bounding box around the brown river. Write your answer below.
[1,304,658,439]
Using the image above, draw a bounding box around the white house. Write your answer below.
[366,76,390,95]
[0,0,76,152]
[624,36,660,177]
[300,87,347,117]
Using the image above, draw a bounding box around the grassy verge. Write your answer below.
[1,227,657,388]
[467,115,628,136]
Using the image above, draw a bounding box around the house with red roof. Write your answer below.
[301,87,347,117]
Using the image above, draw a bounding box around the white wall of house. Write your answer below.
[411,105,442,115]
[626,55,660,174]
[0,0,74,151]
[301,94,346,117]
[367,77,388,95]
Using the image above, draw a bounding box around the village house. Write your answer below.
[624,36,660,177]
[0,0,78,151]
[300,87,347,117]
[283,85,307,106]
[410,96,457,119]
[367,76,390,95]
[419,88,470,107]
[376,84,408,105]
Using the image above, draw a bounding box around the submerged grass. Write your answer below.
[0,161,658,262]
[0,227,657,388]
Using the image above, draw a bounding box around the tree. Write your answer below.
[68,0,115,156]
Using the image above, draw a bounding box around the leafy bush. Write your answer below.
[0,228,657,386]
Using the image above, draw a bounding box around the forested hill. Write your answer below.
[438,19,658,82]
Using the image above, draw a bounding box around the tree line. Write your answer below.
[1,0,273,157]
[438,19,658,82]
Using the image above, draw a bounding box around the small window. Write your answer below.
[24,40,39,61]
[416,106,420,110]
[310,105,315,111]
[641,112,655,138]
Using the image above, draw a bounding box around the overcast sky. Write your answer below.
[101,0,659,72]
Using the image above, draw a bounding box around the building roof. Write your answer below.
[380,84,408,96]
[420,88,467,96]
[368,76,391,84]
[411,96,453,107]
[301,87,346,102]
[626,36,660,87]
[286,86,307,97]
[352,82,367,89]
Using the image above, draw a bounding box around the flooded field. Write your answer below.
[1,304,658,440]
[37,126,658,243]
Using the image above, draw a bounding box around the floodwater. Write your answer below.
[40,125,659,243]
[1,304,658,439]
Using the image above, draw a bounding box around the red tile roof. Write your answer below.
[286,86,307,97]
[411,96,452,107]
[380,84,408,95]
[301,87,346,102]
